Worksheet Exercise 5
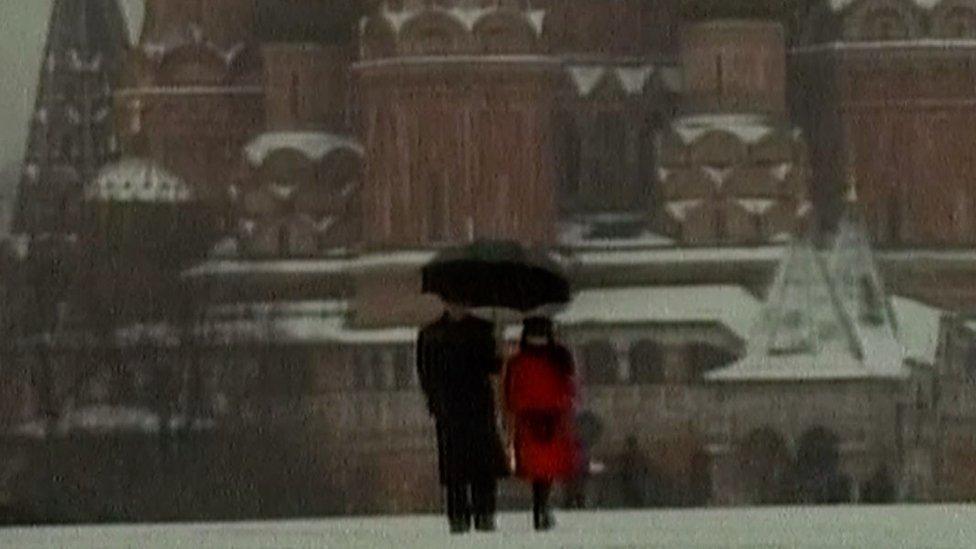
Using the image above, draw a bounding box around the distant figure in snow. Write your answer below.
[563,410,604,509]
[619,435,652,507]
[416,304,509,534]
[504,317,581,531]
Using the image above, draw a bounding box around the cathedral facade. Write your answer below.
[4,0,976,521]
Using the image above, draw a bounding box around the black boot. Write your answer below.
[474,513,496,532]
[449,518,471,534]
[532,481,555,531]
[447,484,471,534]
[472,478,497,532]
[533,509,555,531]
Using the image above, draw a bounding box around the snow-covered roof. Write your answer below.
[891,296,943,366]
[183,258,349,278]
[85,158,194,203]
[708,238,909,382]
[206,300,349,320]
[558,222,674,250]
[11,407,219,438]
[203,315,418,345]
[574,245,787,268]
[244,132,364,166]
[555,286,760,340]
[672,114,775,145]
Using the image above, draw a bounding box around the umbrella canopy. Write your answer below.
[422,240,571,312]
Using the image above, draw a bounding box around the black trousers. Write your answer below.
[446,478,497,526]
[533,481,552,515]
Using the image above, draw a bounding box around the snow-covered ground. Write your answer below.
[2,506,975,548]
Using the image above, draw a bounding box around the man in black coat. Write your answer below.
[417,304,509,534]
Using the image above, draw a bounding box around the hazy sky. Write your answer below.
[0,0,144,172]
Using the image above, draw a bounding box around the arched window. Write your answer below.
[580,340,618,385]
[629,340,665,384]
[688,343,736,381]
[737,427,793,504]
[795,426,849,503]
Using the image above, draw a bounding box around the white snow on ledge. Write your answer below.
[892,296,943,366]
[566,65,657,96]
[376,6,547,36]
[829,0,943,12]
[792,39,976,55]
[85,158,194,203]
[354,55,559,70]
[244,132,364,166]
[672,114,774,145]
[116,86,262,97]
[556,285,760,340]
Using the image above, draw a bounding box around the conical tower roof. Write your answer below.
[14,0,129,236]
[829,182,899,337]
[708,235,906,381]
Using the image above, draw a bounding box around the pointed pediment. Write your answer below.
[708,236,906,382]
[829,205,898,334]
[754,238,862,359]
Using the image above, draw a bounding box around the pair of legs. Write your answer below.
[446,478,497,533]
[532,481,555,531]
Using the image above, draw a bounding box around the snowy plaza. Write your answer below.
[2,506,976,548]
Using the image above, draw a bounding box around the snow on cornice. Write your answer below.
[86,157,194,203]
[615,66,655,94]
[567,66,605,95]
[665,199,703,221]
[527,10,546,35]
[567,64,656,97]
[244,132,364,167]
[829,0,945,11]
[377,5,547,36]
[672,114,775,145]
[793,38,976,54]
[141,23,247,65]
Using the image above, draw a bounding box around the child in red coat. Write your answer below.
[504,317,581,531]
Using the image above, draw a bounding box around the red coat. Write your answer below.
[505,345,581,481]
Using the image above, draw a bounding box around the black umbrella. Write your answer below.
[422,240,571,312]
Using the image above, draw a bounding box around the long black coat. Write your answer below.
[417,313,509,485]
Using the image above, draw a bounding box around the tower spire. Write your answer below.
[14,0,129,237]
[845,172,858,205]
